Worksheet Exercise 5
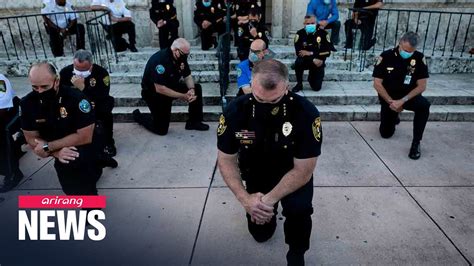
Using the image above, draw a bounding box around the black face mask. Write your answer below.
[34,87,57,104]
[254,94,288,120]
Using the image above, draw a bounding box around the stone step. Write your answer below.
[112,105,474,122]
[109,70,375,84]
[110,58,357,73]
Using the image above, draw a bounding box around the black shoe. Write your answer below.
[133,109,141,123]
[409,141,421,160]
[185,121,210,131]
[129,45,138,52]
[104,144,117,157]
[286,249,305,266]
[100,156,118,168]
[292,83,303,93]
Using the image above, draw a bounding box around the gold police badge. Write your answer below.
[90,78,96,87]
[282,122,292,137]
[217,114,227,136]
[60,107,68,118]
[312,117,321,141]
[166,4,170,10]
[316,36,321,43]
[410,59,416,66]
[211,7,215,13]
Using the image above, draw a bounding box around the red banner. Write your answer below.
[18,195,106,209]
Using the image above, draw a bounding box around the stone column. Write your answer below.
[177,0,196,41]
[290,0,307,33]
[271,0,283,39]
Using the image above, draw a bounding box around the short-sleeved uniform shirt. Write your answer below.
[141,48,191,91]
[59,64,111,105]
[91,0,131,25]
[294,28,333,65]
[217,92,322,180]
[236,59,252,91]
[0,74,15,109]
[41,0,77,29]
[21,86,94,143]
[194,0,227,26]
[372,47,429,99]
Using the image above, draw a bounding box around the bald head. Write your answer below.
[250,39,266,51]
[29,62,59,93]
[171,38,191,54]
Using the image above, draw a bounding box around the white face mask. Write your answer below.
[324,0,331,4]
[73,68,91,78]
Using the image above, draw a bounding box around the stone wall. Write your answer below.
[0,0,473,49]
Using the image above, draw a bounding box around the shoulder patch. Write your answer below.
[326,34,331,43]
[294,34,299,43]
[103,75,110,86]
[312,117,321,142]
[237,67,242,78]
[376,56,383,66]
[156,65,165,74]
[217,114,227,136]
[422,56,427,65]
[79,99,91,113]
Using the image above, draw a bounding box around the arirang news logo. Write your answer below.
[18,195,106,241]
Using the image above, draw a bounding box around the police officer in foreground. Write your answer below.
[20,62,102,195]
[41,0,85,57]
[236,39,269,96]
[237,8,270,61]
[194,0,227,50]
[293,16,333,92]
[150,0,179,49]
[217,59,322,266]
[373,31,430,159]
[133,38,209,135]
[59,50,118,167]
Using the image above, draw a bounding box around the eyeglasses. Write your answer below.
[177,48,189,56]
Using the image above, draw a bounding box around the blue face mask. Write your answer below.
[202,1,211,7]
[400,49,414,59]
[305,24,316,34]
[323,0,331,5]
[249,52,260,63]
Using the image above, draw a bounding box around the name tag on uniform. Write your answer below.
[235,131,256,144]
[404,75,412,85]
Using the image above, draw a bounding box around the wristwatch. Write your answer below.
[42,143,50,153]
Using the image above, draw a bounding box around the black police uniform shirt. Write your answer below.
[238,21,270,46]
[59,64,111,105]
[20,86,95,143]
[372,47,429,99]
[294,28,333,66]
[354,0,382,18]
[194,1,227,27]
[141,48,191,91]
[217,92,322,179]
[150,0,179,26]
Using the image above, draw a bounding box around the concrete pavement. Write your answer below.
[0,121,473,265]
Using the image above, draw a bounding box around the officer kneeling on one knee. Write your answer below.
[133,38,209,135]
[293,15,333,93]
[218,59,322,266]
[373,31,431,160]
[59,49,118,168]
[20,62,102,196]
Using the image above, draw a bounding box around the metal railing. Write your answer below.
[217,2,232,111]
[0,10,116,72]
[344,8,473,72]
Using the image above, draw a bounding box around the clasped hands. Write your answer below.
[243,193,276,225]
[182,88,197,103]
[388,99,404,112]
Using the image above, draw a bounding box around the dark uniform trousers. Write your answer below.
[379,95,430,142]
[244,174,314,253]
[110,21,136,52]
[324,21,341,45]
[54,145,102,195]
[200,22,226,50]
[94,96,115,146]
[141,83,204,135]
[344,16,376,50]
[158,23,179,49]
[294,57,325,91]
[0,98,24,178]
[45,23,85,57]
